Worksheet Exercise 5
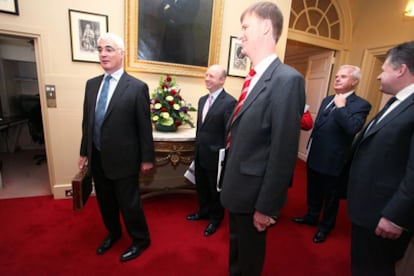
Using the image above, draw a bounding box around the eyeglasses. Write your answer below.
[97,46,122,54]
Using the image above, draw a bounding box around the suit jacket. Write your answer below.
[195,89,236,170]
[220,58,306,217]
[307,93,371,176]
[80,72,155,179]
[347,92,414,232]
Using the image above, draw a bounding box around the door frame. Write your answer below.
[0,29,52,191]
[358,45,395,122]
[297,51,335,161]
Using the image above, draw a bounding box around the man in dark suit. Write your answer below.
[220,2,306,275]
[347,41,414,275]
[292,65,371,243]
[78,33,154,262]
[186,64,236,236]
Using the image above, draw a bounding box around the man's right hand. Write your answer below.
[78,156,88,170]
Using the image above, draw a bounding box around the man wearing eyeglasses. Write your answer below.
[79,32,154,262]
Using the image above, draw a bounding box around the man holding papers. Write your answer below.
[186,65,236,237]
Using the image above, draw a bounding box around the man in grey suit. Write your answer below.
[79,33,154,262]
[292,65,371,243]
[186,64,236,237]
[220,2,306,275]
[347,41,414,275]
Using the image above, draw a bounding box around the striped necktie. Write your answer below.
[226,69,256,149]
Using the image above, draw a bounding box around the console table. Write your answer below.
[140,127,196,197]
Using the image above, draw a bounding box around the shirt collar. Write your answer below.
[338,90,354,98]
[395,83,414,101]
[105,68,124,82]
[209,88,223,102]
[253,54,278,77]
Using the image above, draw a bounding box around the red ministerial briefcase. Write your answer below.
[71,168,93,211]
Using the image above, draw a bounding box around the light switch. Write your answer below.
[45,85,57,108]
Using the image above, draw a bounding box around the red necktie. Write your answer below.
[226,69,256,149]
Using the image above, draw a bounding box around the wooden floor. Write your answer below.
[0,149,50,199]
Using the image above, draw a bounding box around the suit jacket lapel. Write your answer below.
[231,59,281,125]
[314,94,359,131]
[313,95,335,129]
[202,89,225,126]
[364,93,414,138]
[104,72,129,119]
[89,75,103,126]
[198,94,208,125]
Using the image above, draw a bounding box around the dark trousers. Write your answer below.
[351,223,412,276]
[306,166,340,233]
[92,146,149,246]
[195,162,224,226]
[228,212,266,276]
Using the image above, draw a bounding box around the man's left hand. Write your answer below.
[375,217,403,240]
[141,162,154,174]
[253,211,277,232]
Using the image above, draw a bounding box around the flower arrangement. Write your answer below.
[150,75,196,130]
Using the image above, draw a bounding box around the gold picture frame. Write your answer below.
[125,0,224,77]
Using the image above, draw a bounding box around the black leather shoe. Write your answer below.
[204,223,218,236]
[120,242,150,262]
[186,213,207,221]
[291,216,318,226]
[96,234,121,255]
[313,231,327,243]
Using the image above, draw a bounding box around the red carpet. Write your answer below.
[0,160,351,275]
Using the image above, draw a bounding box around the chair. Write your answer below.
[19,95,46,165]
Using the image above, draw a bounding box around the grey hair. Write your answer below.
[97,32,125,51]
[339,64,361,82]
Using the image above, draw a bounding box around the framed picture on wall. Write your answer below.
[68,9,108,63]
[227,36,251,78]
[0,0,19,15]
[125,0,224,77]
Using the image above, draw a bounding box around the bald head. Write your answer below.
[205,65,227,92]
[209,65,227,78]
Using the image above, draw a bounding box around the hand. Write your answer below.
[253,211,276,232]
[333,93,346,108]
[78,156,88,170]
[375,217,403,240]
[141,162,154,174]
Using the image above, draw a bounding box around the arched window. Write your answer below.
[289,0,340,41]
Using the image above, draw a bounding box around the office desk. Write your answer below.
[140,127,196,198]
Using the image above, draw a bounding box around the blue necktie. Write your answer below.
[94,75,111,150]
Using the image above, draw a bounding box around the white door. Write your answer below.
[298,51,335,161]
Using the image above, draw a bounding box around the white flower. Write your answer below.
[160,112,170,119]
